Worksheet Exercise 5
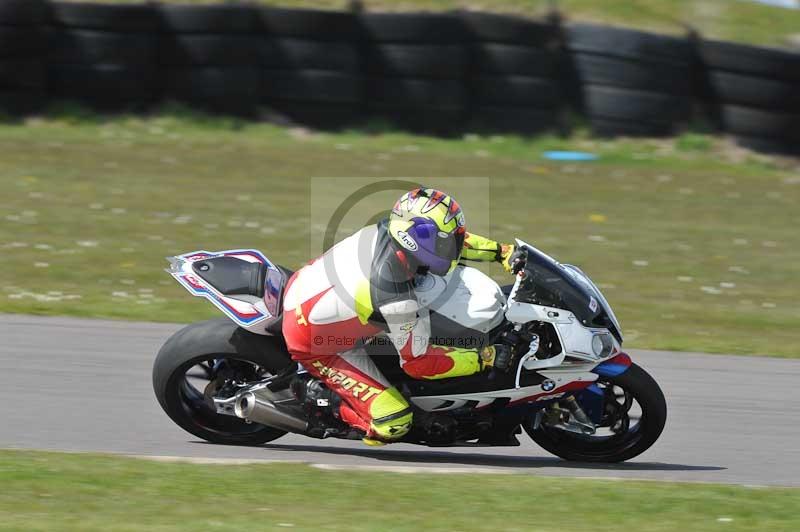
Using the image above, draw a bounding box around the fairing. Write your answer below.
[514,239,623,342]
[166,249,286,335]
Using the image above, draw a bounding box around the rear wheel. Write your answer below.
[152,319,293,445]
[525,363,666,462]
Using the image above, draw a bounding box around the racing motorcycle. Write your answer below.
[153,239,666,462]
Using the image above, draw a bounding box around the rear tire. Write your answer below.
[152,318,293,446]
[526,363,666,462]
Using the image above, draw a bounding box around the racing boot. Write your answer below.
[291,376,347,438]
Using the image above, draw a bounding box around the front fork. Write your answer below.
[534,352,633,434]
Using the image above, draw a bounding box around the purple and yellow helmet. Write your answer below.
[388,187,466,276]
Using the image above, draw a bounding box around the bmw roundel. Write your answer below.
[541,379,556,392]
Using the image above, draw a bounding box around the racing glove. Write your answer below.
[480,344,514,372]
[499,244,516,273]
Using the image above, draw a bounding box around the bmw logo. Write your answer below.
[541,379,556,392]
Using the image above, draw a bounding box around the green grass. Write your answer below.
[1,105,799,357]
[0,450,798,531]
[66,0,800,47]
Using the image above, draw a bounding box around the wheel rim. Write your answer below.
[534,378,648,458]
[172,355,274,437]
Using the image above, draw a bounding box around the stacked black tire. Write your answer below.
[462,11,562,135]
[0,0,47,115]
[566,24,692,137]
[697,39,800,155]
[158,5,260,116]
[360,13,468,135]
[47,2,157,110]
[258,7,362,129]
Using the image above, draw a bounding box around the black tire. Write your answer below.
[707,71,800,111]
[0,89,44,115]
[734,134,800,156]
[163,67,260,115]
[264,100,361,129]
[360,12,466,43]
[260,38,358,72]
[468,105,559,134]
[258,7,359,40]
[570,53,690,94]
[157,4,258,34]
[48,64,156,107]
[719,104,800,142]
[0,26,45,58]
[153,318,293,446]
[566,23,691,66]
[262,70,362,104]
[49,29,156,67]
[697,39,800,82]
[367,105,466,135]
[48,2,157,32]
[471,44,558,77]
[0,0,46,26]
[368,77,466,107]
[365,44,467,79]
[471,75,559,107]
[159,35,260,67]
[0,59,45,89]
[460,11,557,47]
[589,116,675,137]
[582,84,687,124]
[164,67,260,97]
[526,363,667,462]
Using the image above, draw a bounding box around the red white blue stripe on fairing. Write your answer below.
[174,272,267,325]
[592,352,632,377]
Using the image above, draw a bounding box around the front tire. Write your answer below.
[525,363,666,462]
[152,318,294,446]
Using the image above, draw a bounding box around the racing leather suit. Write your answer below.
[282,218,507,441]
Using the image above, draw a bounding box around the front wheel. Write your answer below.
[525,363,666,462]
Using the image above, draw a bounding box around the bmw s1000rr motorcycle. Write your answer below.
[153,239,666,462]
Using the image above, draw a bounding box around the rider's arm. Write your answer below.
[379,298,482,380]
[461,232,515,272]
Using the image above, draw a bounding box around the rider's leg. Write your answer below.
[281,281,412,442]
[287,345,413,442]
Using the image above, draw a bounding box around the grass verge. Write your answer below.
[0,105,799,357]
[0,450,798,531]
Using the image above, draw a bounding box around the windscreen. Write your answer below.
[514,240,622,341]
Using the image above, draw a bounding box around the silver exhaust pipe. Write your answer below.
[234,392,308,433]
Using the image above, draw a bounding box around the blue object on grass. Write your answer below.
[543,151,598,161]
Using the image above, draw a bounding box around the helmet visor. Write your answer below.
[435,229,464,263]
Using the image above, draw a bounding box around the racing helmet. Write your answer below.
[388,187,466,276]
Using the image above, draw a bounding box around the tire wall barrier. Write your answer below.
[0,0,47,114]
[463,11,562,136]
[361,12,469,134]
[0,1,798,154]
[565,23,693,138]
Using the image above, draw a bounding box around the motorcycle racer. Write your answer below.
[282,187,517,445]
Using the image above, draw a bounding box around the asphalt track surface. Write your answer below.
[1,314,799,487]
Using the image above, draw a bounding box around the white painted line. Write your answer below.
[128,454,305,466]
[311,463,515,475]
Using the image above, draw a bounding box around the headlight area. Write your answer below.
[592,332,614,358]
